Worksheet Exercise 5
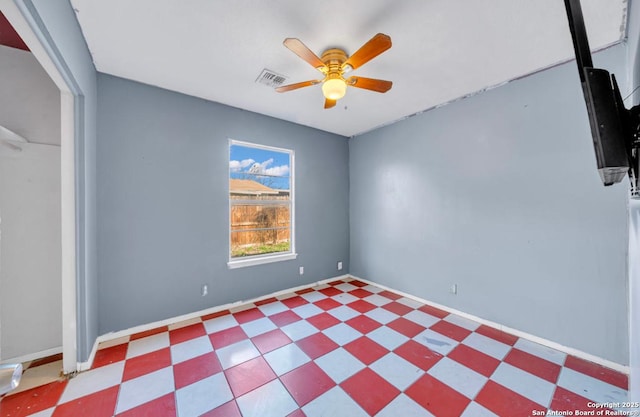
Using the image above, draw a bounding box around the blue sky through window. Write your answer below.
[230,143,291,190]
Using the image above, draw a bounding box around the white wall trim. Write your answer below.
[79,274,350,371]
[0,346,62,366]
[349,275,629,374]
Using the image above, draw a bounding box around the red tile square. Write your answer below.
[348,288,373,298]
[116,393,176,417]
[387,317,426,338]
[476,325,518,346]
[173,351,223,389]
[296,333,339,359]
[169,323,206,345]
[225,356,276,397]
[209,326,248,349]
[123,347,172,381]
[394,340,443,371]
[269,310,302,327]
[382,301,413,316]
[287,409,307,417]
[201,400,242,417]
[347,299,376,313]
[92,343,128,369]
[429,320,471,342]
[475,380,543,417]
[504,348,561,383]
[418,304,449,319]
[130,326,168,341]
[313,298,341,311]
[201,310,230,321]
[405,374,470,417]
[307,313,341,331]
[52,386,119,417]
[349,280,368,287]
[447,344,500,378]
[281,362,335,407]
[344,336,389,365]
[564,355,628,390]
[340,368,400,415]
[251,328,292,354]
[255,297,278,306]
[378,290,402,301]
[0,380,67,417]
[327,280,345,286]
[296,287,315,295]
[345,315,382,334]
[233,307,265,324]
[281,296,309,309]
[319,286,342,297]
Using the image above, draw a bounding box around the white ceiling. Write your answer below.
[70,0,627,137]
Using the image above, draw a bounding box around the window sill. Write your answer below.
[227,252,298,269]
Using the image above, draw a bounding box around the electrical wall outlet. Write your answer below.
[450,284,457,295]
[202,284,208,296]
[337,261,343,271]
[299,266,304,275]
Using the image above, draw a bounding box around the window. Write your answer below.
[228,140,296,268]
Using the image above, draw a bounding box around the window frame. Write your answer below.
[227,139,297,269]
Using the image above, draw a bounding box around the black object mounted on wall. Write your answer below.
[564,0,639,194]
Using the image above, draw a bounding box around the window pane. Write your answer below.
[230,203,291,258]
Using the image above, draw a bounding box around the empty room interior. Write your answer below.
[0,0,639,416]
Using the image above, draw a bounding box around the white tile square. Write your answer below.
[281,320,318,341]
[240,317,277,338]
[462,332,511,360]
[427,357,487,399]
[322,323,361,346]
[328,305,359,321]
[492,363,556,407]
[362,284,383,294]
[303,386,369,417]
[292,303,324,319]
[442,314,480,331]
[370,353,422,390]
[58,361,124,403]
[513,338,566,365]
[376,394,436,417]
[413,329,457,355]
[334,293,359,305]
[170,335,213,364]
[203,314,239,334]
[315,348,365,383]
[363,294,393,306]
[25,409,54,417]
[215,339,260,369]
[263,343,310,375]
[365,307,399,324]
[368,326,409,351]
[175,373,233,417]
[461,401,499,417]
[397,297,423,309]
[556,368,628,406]
[300,291,327,303]
[404,310,440,328]
[257,301,289,316]
[236,379,298,417]
[115,367,174,414]
[168,317,202,331]
[126,332,170,359]
[335,283,358,292]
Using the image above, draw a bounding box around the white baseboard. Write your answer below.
[1,346,62,365]
[349,275,629,374]
[80,274,351,371]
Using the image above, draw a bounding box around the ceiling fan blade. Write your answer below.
[324,98,336,109]
[346,76,392,93]
[275,80,321,93]
[343,33,392,70]
[283,38,327,71]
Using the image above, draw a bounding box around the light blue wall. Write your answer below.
[349,45,630,364]
[22,0,98,362]
[96,74,349,334]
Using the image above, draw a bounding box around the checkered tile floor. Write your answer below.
[1,278,628,417]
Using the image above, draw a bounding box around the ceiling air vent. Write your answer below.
[255,69,287,88]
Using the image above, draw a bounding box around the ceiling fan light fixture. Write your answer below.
[322,77,347,100]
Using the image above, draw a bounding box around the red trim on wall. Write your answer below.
[0,11,29,51]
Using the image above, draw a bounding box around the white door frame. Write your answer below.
[0,0,78,373]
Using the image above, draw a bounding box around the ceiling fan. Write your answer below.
[275,33,393,109]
